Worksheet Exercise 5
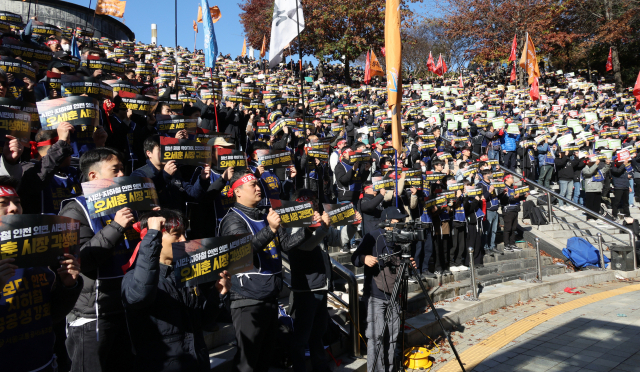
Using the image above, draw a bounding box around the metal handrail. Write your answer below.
[330,257,361,357]
[500,167,637,270]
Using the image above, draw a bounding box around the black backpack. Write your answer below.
[530,207,549,225]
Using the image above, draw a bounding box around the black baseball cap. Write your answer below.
[381,207,407,221]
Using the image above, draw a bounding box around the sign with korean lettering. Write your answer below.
[424,172,445,181]
[255,149,293,169]
[156,115,198,135]
[269,199,315,227]
[308,149,329,160]
[3,43,54,65]
[160,137,213,166]
[36,96,100,130]
[0,106,31,145]
[515,186,530,195]
[0,215,81,268]
[81,176,159,218]
[103,80,140,95]
[0,98,40,132]
[80,58,125,75]
[173,233,253,288]
[118,92,158,115]
[0,58,36,81]
[60,75,113,101]
[373,176,395,191]
[323,203,358,226]
[217,149,247,169]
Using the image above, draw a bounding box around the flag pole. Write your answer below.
[294,0,308,189]
[212,67,220,132]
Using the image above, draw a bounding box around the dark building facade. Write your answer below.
[1,0,135,41]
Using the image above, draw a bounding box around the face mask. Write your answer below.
[421,166,427,172]
[197,117,202,126]
[61,44,70,52]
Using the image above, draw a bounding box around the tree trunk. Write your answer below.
[344,59,351,84]
[317,56,324,79]
[604,0,623,92]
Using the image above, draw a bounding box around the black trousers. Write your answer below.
[66,314,134,372]
[503,151,517,171]
[450,226,466,266]
[413,233,433,274]
[464,223,483,266]
[584,192,602,220]
[289,292,330,372]
[612,188,630,218]
[502,211,519,246]
[231,301,279,372]
[433,234,451,271]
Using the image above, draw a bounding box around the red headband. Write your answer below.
[296,195,311,202]
[29,137,58,159]
[227,174,257,198]
[503,175,513,182]
[45,40,60,46]
[0,186,17,197]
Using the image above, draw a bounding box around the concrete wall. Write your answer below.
[1,0,135,41]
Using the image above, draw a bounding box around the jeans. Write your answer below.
[366,296,400,372]
[290,292,330,372]
[487,148,500,170]
[558,180,573,206]
[630,179,635,206]
[483,210,499,250]
[503,151,517,171]
[538,165,553,189]
[573,181,583,205]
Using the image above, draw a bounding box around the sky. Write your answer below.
[62,0,321,63]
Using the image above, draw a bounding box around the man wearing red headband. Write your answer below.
[218,169,312,372]
[0,176,82,372]
[329,138,348,190]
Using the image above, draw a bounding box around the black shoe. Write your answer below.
[474,264,485,269]
[340,245,350,253]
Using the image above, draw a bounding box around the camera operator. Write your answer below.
[351,207,417,372]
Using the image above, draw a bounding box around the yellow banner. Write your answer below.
[370,50,384,77]
[518,33,540,85]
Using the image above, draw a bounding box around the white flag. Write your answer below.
[248,46,254,59]
[268,0,304,68]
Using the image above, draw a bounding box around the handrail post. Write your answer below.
[465,247,479,301]
[597,233,606,271]
[330,258,361,357]
[536,237,543,281]
[546,192,554,225]
[631,232,637,271]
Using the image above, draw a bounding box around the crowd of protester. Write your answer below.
[1,12,639,372]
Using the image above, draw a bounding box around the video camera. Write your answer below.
[378,219,427,245]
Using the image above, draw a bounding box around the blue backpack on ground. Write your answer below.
[562,237,610,269]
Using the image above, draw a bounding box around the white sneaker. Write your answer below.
[457,265,469,271]
[596,221,609,226]
[564,206,577,211]
[450,266,460,272]
[530,190,538,195]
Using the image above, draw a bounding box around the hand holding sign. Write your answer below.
[58,253,80,288]
[114,207,135,229]
[267,208,281,233]
[0,258,17,291]
[3,135,23,164]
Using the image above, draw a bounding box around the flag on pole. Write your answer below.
[518,33,540,85]
[268,0,304,68]
[508,34,517,62]
[606,47,613,72]
[70,32,81,58]
[633,70,640,110]
[434,54,443,76]
[193,20,198,33]
[260,35,267,58]
[241,38,247,57]
[198,5,222,23]
[201,0,218,69]
[370,50,384,78]
[427,51,435,73]
[95,0,126,18]
[364,51,371,85]
[385,0,402,153]
[442,57,448,75]
[530,76,540,101]
[381,47,386,57]
[510,62,516,82]
[459,71,463,88]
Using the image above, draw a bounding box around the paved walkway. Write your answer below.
[416,279,640,372]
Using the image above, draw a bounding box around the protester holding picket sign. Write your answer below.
[0,176,83,372]
[59,148,138,371]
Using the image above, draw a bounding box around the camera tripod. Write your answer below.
[371,243,466,372]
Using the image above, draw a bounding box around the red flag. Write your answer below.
[434,54,443,76]
[633,70,640,110]
[459,71,463,88]
[427,51,435,73]
[364,50,371,85]
[442,57,448,75]
[530,77,540,101]
[380,47,386,57]
[606,47,613,72]
[510,62,516,82]
[508,34,517,62]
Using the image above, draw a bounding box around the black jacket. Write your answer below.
[358,193,384,237]
[351,225,392,301]
[59,199,130,318]
[610,163,631,189]
[554,156,575,180]
[218,203,310,303]
[19,140,74,214]
[334,161,370,202]
[121,230,223,372]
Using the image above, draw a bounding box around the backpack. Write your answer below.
[522,201,536,220]
[536,195,557,206]
[562,237,610,269]
[530,207,548,226]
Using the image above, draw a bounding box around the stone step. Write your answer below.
[405,263,567,312]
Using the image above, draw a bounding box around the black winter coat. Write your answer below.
[122,230,223,372]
